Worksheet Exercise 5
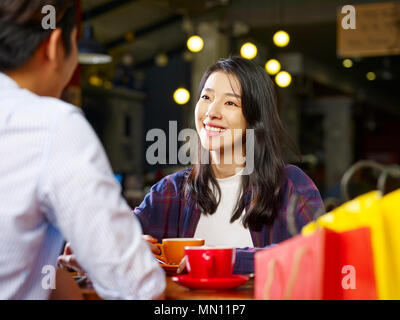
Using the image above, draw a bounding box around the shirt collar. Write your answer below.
[0,72,19,90]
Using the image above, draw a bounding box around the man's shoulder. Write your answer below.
[24,91,82,120]
[3,88,86,139]
[3,84,80,121]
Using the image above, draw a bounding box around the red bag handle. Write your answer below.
[263,246,310,300]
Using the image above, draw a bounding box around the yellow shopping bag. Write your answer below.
[302,160,400,299]
[380,189,400,298]
[302,191,389,298]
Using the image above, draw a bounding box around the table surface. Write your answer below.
[80,275,254,300]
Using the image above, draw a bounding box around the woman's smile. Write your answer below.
[203,121,228,137]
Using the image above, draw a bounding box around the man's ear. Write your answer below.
[44,28,64,68]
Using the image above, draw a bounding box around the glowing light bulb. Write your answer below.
[240,42,257,60]
[155,53,169,67]
[187,35,204,53]
[265,59,281,75]
[275,71,292,88]
[273,30,290,47]
[104,81,112,89]
[173,88,190,105]
[366,72,376,81]
[342,59,353,68]
[89,75,103,87]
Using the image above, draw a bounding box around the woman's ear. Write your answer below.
[44,28,64,69]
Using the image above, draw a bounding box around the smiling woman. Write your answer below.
[188,57,298,231]
[136,57,325,275]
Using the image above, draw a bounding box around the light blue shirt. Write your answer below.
[0,73,165,299]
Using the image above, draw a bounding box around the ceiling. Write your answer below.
[81,0,400,113]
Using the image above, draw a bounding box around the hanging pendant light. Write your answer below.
[78,25,112,65]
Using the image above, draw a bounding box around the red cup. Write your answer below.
[184,246,236,279]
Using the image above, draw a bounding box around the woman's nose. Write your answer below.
[206,100,223,119]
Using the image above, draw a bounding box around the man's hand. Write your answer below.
[57,242,85,273]
[142,235,161,255]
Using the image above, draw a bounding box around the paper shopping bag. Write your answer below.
[379,189,400,299]
[254,227,376,300]
[302,191,393,299]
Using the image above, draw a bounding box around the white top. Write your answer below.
[0,73,165,300]
[194,170,254,248]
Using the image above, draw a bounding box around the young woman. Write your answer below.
[136,57,324,274]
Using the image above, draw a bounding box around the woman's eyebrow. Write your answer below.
[203,88,241,99]
[225,92,241,99]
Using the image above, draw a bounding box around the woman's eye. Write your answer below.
[201,95,210,100]
[226,101,239,107]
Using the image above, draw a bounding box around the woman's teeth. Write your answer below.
[205,125,227,133]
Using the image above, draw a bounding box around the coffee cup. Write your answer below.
[154,238,205,265]
[184,246,236,278]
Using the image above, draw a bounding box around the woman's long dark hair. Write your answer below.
[185,56,294,232]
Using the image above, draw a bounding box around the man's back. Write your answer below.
[0,73,165,299]
[0,73,69,298]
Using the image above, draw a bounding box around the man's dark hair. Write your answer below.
[0,0,78,72]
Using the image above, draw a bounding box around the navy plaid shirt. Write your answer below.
[134,165,325,274]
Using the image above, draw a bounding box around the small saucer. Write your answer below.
[160,263,179,275]
[171,274,249,290]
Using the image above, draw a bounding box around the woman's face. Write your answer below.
[195,71,247,155]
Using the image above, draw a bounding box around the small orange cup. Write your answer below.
[154,238,205,265]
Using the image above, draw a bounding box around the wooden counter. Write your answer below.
[80,275,254,300]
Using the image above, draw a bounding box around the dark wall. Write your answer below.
[142,53,192,171]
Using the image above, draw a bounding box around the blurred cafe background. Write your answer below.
[63,0,400,210]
